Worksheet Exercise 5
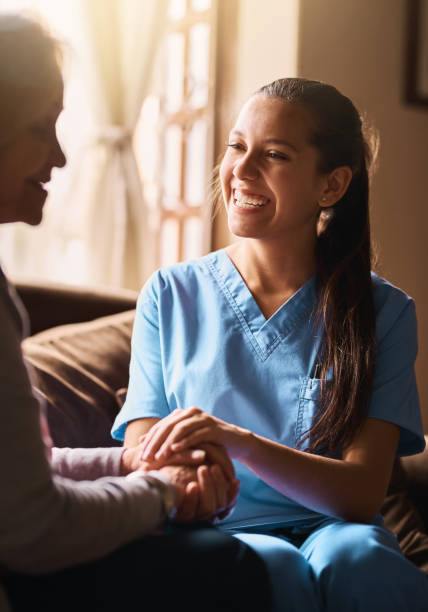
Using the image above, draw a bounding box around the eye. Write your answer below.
[226,142,245,152]
[266,150,289,161]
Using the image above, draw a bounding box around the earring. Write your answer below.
[320,196,328,204]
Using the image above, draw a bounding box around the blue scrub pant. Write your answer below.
[233,519,428,611]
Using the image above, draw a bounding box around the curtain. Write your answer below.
[77,0,167,289]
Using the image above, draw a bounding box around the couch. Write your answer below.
[16,280,428,578]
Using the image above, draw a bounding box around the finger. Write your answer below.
[213,479,240,522]
[142,408,198,460]
[226,478,240,507]
[170,427,217,454]
[195,465,216,519]
[174,482,199,523]
[210,464,228,510]
[137,433,147,444]
[165,449,206,465]
[198,443,235,481]
[140,410,182,458]
[153,417,210,461]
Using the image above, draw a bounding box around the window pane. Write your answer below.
[166,32,185,112]
[168,0,186,20]
[188,23,210,108]
[163,124,182,208]
[191,0,211,11]
[160,218,180,266]
[134,95,159,184]
[183,217,203,260]
[185,119,207,206]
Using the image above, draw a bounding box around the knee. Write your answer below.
[234,532,319,612]
[234,532,312,583]
[308,523,428,610]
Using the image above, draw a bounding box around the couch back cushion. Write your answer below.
[22,310,135,448]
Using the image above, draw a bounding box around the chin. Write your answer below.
[26,218,43,226]
[19,206,45,226]
[228,220,263,239]
[26,212,44,226]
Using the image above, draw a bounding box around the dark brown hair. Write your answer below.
[257,78,377,455]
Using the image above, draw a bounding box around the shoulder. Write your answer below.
[0,269,26,338]
[137,251,224,307]
[371,272,416,343]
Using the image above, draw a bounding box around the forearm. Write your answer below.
[124,417,160,447]
[143,408,400,523]
[1,470,168,574]
[239,426,395,523]
[51,446,125,480]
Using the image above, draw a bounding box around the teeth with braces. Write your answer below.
[234,190,269,208]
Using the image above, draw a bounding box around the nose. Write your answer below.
[233,152,259,180]
[52,133,66,169]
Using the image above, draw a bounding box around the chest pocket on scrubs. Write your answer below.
[295,377,322,450]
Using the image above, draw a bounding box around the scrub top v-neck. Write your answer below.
[112,249,424,531]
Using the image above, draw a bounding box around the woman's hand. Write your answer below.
[140,407,251,462]
[156,463,239,523]
[122,433,240,523]
[120,434,206,475]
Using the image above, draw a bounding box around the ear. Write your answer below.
[318,166,353,208]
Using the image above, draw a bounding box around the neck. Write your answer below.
[226,235,316,296]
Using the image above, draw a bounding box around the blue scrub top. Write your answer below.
[112,249,425,530]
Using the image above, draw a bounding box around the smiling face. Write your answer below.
[0,78,66,226]
[220,95,329,248]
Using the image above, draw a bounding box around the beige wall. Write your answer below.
[298,0,428,428]
[214,0,428,429]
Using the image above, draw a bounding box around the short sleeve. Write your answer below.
[111,274,170,441]
[369,295,424,457]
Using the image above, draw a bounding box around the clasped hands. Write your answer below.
[121,416,240,523]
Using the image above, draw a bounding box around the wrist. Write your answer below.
[235,428,257,462]
[144,471,179,520]
[127,469,178,520]
[120,447,132,476]
[120,447,152,476]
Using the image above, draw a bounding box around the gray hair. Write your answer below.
[0,14,62,145]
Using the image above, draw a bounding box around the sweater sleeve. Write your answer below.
[0,282,171,574]
[51,446,125,480]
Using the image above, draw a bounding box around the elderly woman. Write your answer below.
[0,14,270,612]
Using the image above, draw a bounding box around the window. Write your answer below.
[135,0,217,268]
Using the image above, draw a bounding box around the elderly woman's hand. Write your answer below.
[122,436,239,523]
[120,440,206,476]
[158,463,239,523]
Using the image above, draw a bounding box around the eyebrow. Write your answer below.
[229,130,299,152]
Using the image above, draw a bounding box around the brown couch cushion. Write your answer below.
[401,439,428,530]
[382,458,428,577]
[22,310,135,448]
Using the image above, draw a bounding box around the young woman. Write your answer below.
[0,14,270,612]
[114,78,428,610]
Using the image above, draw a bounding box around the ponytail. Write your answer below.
[307,158,375,454]
[257,78,377,455]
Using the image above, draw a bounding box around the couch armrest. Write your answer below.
[14,280,138,334]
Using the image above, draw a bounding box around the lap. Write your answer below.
[231,531,319,612]
[4,524,271,612]
[300,519,428,611]
[230,520,428,612]
[300,518,405,572]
